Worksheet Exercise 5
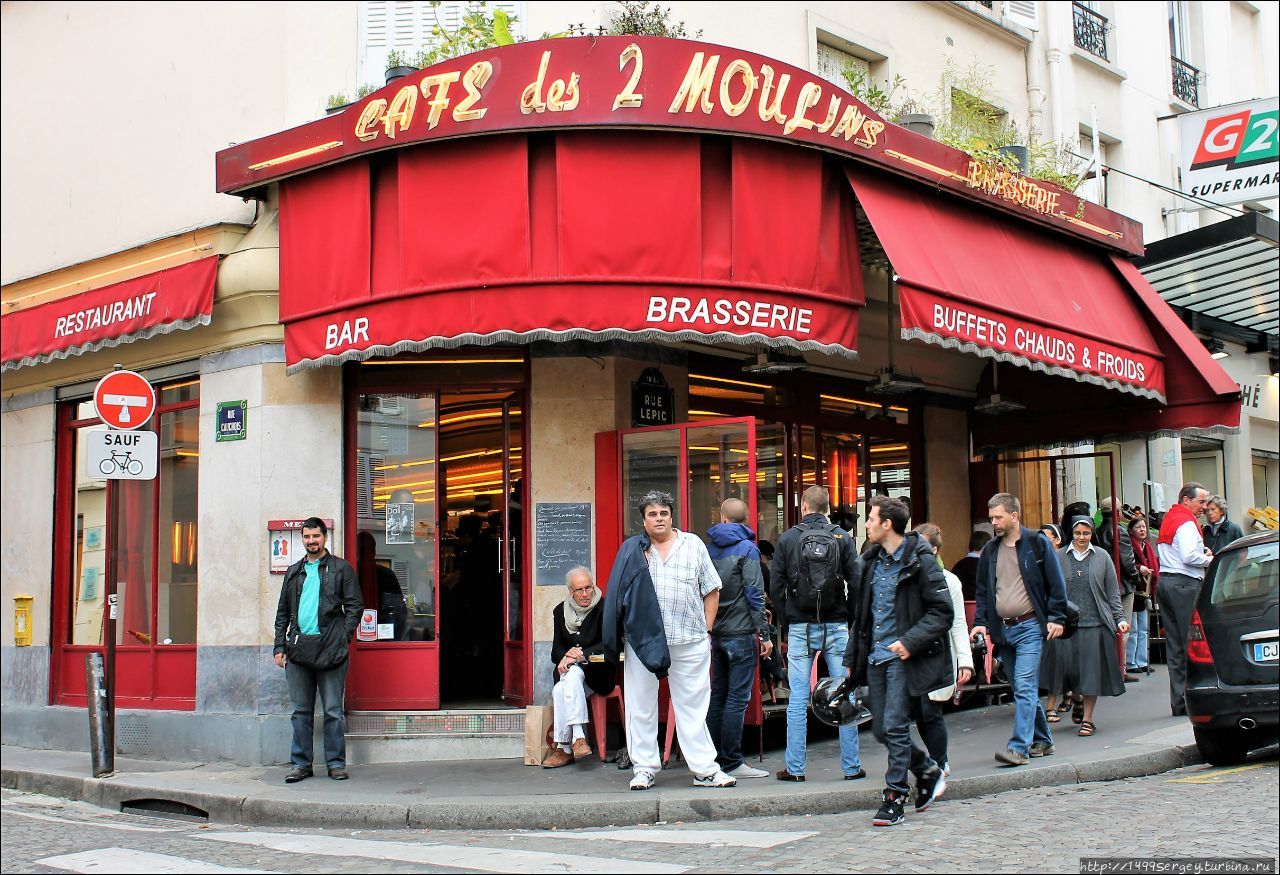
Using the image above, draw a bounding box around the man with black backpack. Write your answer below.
[769,486,865,782]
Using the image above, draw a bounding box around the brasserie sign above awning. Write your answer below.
[216,36,1140,254]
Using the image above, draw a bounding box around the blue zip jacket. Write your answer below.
[706,522,768,637]
[602,534,671,678]
[973,530,1069,645]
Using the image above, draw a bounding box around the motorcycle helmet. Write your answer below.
[809,676,860,727]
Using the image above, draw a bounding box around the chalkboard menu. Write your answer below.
[535,502,592,586]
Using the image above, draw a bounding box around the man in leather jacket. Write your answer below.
[273,517,361,783]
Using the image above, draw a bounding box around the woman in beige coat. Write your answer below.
[912,524,976,776]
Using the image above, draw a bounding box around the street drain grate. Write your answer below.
[120,798,209,823]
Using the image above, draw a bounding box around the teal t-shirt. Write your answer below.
[298,559,321,635]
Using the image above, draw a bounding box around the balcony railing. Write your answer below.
[1072,2,1109,60]
[976,0,995,7]
[1172,55,1200,107]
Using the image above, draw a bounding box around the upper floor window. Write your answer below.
[1073,1,1110,61]
[357,1,525,90]
[816,42,870,93]
[1076,134,1109,206]
[1168,1,1200,107]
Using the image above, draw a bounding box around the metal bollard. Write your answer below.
[85,652,113,777]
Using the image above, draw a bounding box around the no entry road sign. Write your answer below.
[93,370,156,430]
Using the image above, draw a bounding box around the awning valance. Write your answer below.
[280,133,864,371]
[847,168,1166,400]
[1,256,218,371]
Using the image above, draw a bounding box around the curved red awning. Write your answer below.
[1,256,218,372]
[279,132,864,371]
[846,167,1165,400]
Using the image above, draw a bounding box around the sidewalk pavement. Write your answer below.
[2,665,1200,831]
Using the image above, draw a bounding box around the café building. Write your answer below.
[1,36,1239,764]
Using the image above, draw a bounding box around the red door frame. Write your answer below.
[50,390,199,710]
[595,416,760,591]
[343,372,533,710]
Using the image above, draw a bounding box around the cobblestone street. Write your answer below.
[4,758,1276,873]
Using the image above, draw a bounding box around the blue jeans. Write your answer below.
[999,618,1052,756]
[785,623,861,776]
[707,634,758,772]
[1126,609,1149,670]
[868,659,936,795]
[286,658,349,770]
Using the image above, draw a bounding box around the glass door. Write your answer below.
[615,417,760,546]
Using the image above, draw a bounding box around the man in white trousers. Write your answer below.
[622,490,737,790]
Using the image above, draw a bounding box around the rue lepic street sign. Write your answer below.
[89,370,158,481]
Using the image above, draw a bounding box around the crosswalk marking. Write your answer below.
[198,832,689,874]
[519,828,817,848]
[34,848,277,874]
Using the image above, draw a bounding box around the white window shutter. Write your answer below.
[816,42,868,91]
[1004,0,1039,30]
[358,2,527,88]
[356,451,387,520]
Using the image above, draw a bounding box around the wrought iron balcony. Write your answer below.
[976,0,995,7]
[1172,55,1200,107]
[1072,2,1109,60]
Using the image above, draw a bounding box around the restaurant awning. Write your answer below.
[1,256,218,371]
[279,134,865,371]
[846,167,1166,400]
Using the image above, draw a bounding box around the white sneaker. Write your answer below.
[726,763,769,779]
[629,769,656,791]
[693,769,738,788]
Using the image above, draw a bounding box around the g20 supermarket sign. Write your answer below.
[1179,97,1279,206]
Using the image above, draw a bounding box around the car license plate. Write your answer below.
[1254,641,1279,662]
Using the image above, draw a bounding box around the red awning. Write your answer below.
[2,256,218,371]
[847,168,1166,401]
[279,133,864,371]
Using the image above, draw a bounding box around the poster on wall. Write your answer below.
[386,502,415,545]
[270,532,293,573]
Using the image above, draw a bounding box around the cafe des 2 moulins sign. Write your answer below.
[216,37,1139,254]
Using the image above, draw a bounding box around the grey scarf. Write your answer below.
[563,586,601,634]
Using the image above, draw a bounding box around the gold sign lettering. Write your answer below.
[522,50,580,114]
[719,58,757,117]
[965,159,1062,216]
[420,72,461,129]
[355,99,389,142]
[383,85,418,139]
[454,61,493,122]
[783,81,823,135]
[668,51,719,114]
[613,43,645,110]
[757,65,790,125]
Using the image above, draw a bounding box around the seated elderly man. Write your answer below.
[543,566,615,768]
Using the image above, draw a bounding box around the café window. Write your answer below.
[56,378,200,707]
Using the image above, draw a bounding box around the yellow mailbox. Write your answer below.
[14,594,33,647]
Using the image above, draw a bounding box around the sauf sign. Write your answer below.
[1179,97,1279,206]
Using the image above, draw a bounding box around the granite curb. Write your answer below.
[1,742,1203,831]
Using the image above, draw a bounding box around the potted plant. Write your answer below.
[385,50,416,85]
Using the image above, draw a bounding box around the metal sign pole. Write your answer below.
[104,474,119,775]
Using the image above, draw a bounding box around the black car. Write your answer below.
[1184,530,1279,766]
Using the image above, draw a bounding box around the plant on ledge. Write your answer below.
[844,59,1084,193]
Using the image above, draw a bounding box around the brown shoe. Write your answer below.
[571,738,592,760]
[542,748,573,769]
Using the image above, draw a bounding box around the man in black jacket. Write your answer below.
[846,496,954,826]
[273,517,361,783]
[770,485,864,783]
[971,493,1068,767]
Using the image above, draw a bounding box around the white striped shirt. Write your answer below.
[645,529,722,645]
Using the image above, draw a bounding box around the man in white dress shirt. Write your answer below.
[622,490,738,791]
[1155,482,1213,717]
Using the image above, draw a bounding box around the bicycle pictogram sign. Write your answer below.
[85,429,158,481]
